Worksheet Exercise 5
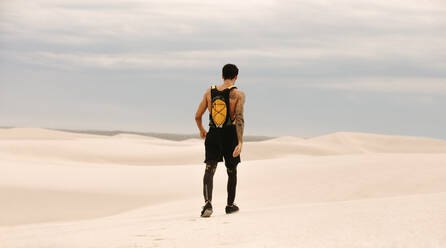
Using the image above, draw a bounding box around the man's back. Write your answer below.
[204,84,242,123]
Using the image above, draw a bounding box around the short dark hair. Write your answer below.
[222,64,238,80]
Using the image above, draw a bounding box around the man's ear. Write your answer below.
[222,75,225,80]
[234,75,238,81]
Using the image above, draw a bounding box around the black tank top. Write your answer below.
[209,85,237,128]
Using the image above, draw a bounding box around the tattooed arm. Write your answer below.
[232,91,245,157]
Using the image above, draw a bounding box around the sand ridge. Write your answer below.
[1,128,446,165]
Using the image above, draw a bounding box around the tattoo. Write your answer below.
[230,92,237,100]
[235,92,245,144]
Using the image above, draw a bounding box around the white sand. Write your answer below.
[0,128,445,247]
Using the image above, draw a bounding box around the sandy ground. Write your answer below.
[0,128,446,247]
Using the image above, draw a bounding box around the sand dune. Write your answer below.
[0,128,103,140]
[309,131,446,153]
[0,128,445,247]
[1,128,446,165]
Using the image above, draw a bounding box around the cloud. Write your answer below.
[1,0,446,87]
[1,0,446,139]
[305,78,446,94]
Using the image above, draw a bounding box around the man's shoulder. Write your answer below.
[235,89,245,99]
[229,87,243,93]
[204,87,211,95]
[229,88,245,101]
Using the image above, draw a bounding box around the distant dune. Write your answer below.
[53,128,274,142]
[1,128,446,165]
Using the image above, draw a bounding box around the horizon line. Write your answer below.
[1,126,446,142]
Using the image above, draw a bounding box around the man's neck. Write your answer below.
[222,79,235,87]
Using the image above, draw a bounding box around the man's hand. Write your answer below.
[233,143,242,157]
[200,129,207,139]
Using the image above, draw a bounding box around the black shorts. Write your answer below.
[204,125,241,169]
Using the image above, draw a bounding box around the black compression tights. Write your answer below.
[226,166,237,206]
[203,162,217,203]
[203,162,237,205]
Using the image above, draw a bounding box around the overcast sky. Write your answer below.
[1,0,445,138]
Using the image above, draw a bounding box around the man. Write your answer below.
[194,64,246,218]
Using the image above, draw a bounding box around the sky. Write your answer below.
[1,0,445,138]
